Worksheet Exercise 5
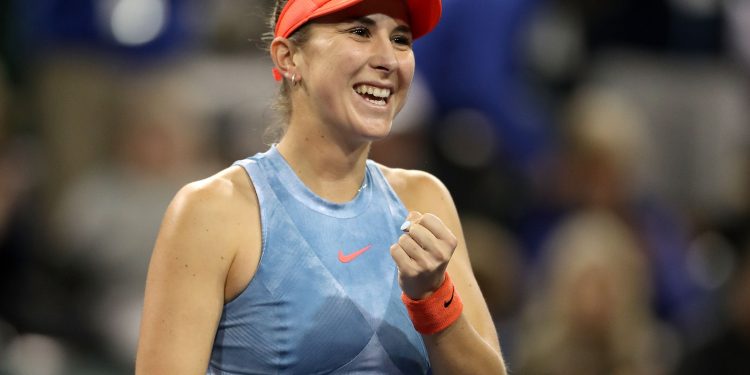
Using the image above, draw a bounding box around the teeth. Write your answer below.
[366,97,386,106]
[354,84,391,98]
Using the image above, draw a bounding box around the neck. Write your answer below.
[276,120,371,203]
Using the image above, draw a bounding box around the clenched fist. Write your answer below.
[390,211,458,300]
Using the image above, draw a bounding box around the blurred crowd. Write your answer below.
[1,0,749,374]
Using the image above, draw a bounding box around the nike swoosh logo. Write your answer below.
[443,286,455,308]
[338,245,373,263]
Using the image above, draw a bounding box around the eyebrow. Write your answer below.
[353,16,413,35]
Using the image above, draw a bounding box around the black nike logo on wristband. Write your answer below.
[443,286,455,308]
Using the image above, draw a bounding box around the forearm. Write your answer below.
[423,315,506,375]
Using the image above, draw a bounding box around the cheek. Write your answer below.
[304,37,351,78]
[393,54,415,112]
[308,51,365,99]
[396,54,416,98]
[400,53,416,80]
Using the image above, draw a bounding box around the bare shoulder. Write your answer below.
[376,163,453,212]
[168,165,257,229]
[156,165,258,270]
[172,165,257,219]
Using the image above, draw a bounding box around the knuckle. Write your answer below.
[407,222,421,234]
[408,211,422,221]
[424,213,440,227]
[435,250,450,264]
[389,244,399,256]
[398,235,411,247]
[415,256,430,270]
[423,258,438,271]
[446,234,458,249]
[409,235,423,249]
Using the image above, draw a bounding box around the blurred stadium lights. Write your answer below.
[108,0,168,46]
[9,0,193,58]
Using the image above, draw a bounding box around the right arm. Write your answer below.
[136,171,257,374]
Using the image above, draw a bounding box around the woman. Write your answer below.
[516,210,668,375]
[136,0,506,373]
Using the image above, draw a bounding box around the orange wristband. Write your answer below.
[401,272,463,335]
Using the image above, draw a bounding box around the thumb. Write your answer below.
[400,211,423,232]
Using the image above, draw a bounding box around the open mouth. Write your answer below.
[353,84,391,106]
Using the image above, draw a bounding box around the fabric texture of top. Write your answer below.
[207,146,431,374]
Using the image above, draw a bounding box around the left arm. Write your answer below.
[384,168,507,375]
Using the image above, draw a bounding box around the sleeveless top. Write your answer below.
[207,146,431,374]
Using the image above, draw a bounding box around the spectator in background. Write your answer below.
[516,210,670,375]
[0,57,74,375]
[0,59,14,239]
[675,242,750,375]
[523,86,704,335]
[462,215,524,325]
[0,57,19,344]
[52,69,215,369]
[461,214,525,358]
[573,87,708,327]
[674,154,750,374]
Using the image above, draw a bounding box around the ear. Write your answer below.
[270,37,297,80]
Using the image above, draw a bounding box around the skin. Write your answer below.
[136,0,506,373]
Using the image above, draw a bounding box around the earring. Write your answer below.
[290,73,296,84]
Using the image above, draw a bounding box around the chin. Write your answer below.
[359,122,393,141]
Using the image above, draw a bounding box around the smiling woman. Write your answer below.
[265,0,422,144]
[135,0,507,374]
[273,10,414,144]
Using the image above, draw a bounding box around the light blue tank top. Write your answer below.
[208,147,431,374]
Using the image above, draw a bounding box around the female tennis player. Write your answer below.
[136,0,506,373]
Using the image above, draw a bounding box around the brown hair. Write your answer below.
[262,0,313,142]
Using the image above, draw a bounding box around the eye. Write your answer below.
[392,34,413,47]
[348,26,371,38]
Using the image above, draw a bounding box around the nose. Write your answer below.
[369,32,398,73]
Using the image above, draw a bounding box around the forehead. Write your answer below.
[314,0,411,27]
